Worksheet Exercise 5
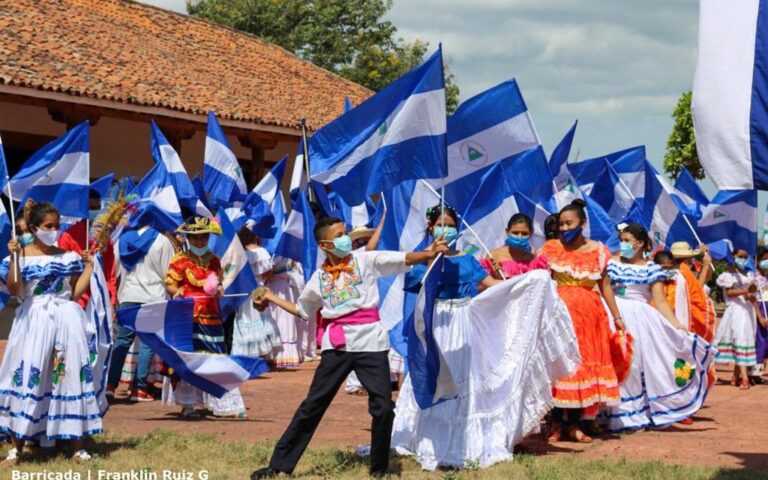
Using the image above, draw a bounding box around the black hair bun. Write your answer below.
[570,199,587,208]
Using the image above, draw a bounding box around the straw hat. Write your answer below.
[176,216,222,236]
[670,241,700,259]
[349,225,375,242]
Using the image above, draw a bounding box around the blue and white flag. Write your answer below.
[244,156,287,251]
[589,160,637,221]
[408,255,458,409]
[609,146,647,200]
[191,174,214,214]
[583,194,621,252]
[693,0,768,189]
[274,188,318,284]
[438,80,541,215]
[90,173,115,200]
[151,121,211,217]
[130,162,184,232]
[85,257,114,414]
[642,161,699,248]
[550,121,580,209]
[204,112,248,209]
[568,146,641,196]
[0,135,12,261]
[550,120,578,186]
[673,168,710,219]
[310,49,447,205]
[698,189,758,254]
[210,212,258,318]
[117,300,269,397]
[6,121,90,223]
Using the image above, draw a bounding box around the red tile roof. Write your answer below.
[0,0,371,131]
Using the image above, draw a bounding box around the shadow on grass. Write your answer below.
[717,452,768,477]
[14,435,144,464]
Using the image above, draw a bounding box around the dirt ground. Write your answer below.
[100,359,768,473]
[1,339,765,473]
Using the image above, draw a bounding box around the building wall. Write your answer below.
[0,100,298,186]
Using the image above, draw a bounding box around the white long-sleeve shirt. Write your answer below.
[115,229,175,305]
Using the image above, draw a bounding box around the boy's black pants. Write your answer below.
[268,349,394,474]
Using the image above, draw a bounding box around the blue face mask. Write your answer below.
[88,210,101,222]
[19,233,34,247]
[760,259,768,271]
[506,234,531,252]
[433,226,458,244]
[560,225,583,245]
[735,257,749,269]
[189,245,209,257]
[619,241,637,259]
[328,234,353,258]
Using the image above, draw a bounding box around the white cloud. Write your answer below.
[139,0,186,13]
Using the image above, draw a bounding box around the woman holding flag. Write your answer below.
[391,206,580,470]
[0,201,102,464]
[539,199,622,443]
[162,216,247,419]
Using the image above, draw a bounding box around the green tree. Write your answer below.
[664,91,704,179]
[187,0,460,112]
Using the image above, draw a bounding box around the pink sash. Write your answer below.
[317,308,380,349]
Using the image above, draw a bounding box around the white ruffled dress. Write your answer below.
[232,247,282,357]
[392,258,579,471]
[0,252,103,440]
[714,270,757,366]
[603,260,716,431]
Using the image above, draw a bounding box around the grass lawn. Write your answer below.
[5,430,766,480]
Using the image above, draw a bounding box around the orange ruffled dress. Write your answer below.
[539,240,620,409]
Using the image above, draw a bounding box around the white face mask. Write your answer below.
[35,228,61,247]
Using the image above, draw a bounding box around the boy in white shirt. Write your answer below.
[250,216,446,478]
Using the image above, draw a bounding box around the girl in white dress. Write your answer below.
[603,225,715,431]
[266,257,305,368]
[715,249,759,390]
[392,207,580,470]
[0,201,102,465]
[232,228,281,357]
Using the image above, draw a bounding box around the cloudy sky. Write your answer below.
[141,0,698,176]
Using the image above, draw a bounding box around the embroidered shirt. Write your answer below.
[296,250,410,352]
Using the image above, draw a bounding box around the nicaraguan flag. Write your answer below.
[274,188,318,284]
[582,194,620,252]
[242,156,287,251]
[693,0,768,190]
[117,300,269,397]
[84,256,114,414]
[310,49,448,205]
[437,80,541,214]
[673,168,709,219]
[210,212,257,318]
[550,121,580,209]
[6,121,89,223]
[698,189,757,254]
[376,180,439,358]
[204,112,248,209]
[191,174,214,213]
[151,121,211,217]
[408,255,458,409]
[589,160,637,221]
[130,162,184,232]
[90,173,115,200]
[642,162,699,248]
[568,146,640,196]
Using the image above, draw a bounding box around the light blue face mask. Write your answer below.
[506,234,531,253]
[760,259,768,271]
[619,241,637,259]
[88,210,101,222]
[19,233,34,247]
[433,226,458,244]
[328,234,353,258]
[189,245,209,257]
[735,257,749,269]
